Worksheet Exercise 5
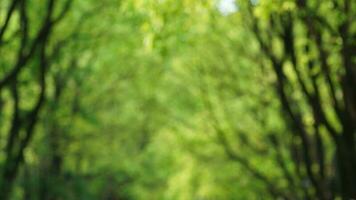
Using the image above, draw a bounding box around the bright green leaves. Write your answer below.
[253,0,296,20]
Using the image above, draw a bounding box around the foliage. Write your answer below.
[0,0,355,199]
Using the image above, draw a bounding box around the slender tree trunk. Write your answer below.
[336,135,356,199]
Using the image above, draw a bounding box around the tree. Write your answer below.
[232,0,356,198]
[0,0,72,198]
[2,0,355,199]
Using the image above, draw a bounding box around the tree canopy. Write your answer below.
[0,0,355,199]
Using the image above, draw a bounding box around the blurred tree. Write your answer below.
[1,0,355,199]
[231,0,356,198]
[0,0,72,199]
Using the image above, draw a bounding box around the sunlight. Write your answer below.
[218,0,237,15]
